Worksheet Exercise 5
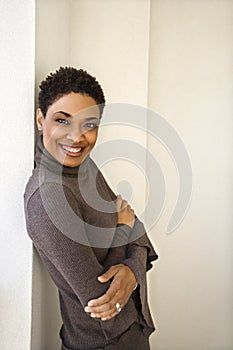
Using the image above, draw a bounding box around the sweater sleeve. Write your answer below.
[25,182,111,308]
[121,217,158,330]
[98,191,158,282]
[102,224,131,270]
[98,216,157,331]
[122,217,158,283]
[96,167,158,278]
[102,217,158,285]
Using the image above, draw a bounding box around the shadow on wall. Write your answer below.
[31,249,62,350]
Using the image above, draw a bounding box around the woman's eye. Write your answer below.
[84,122,98,129]
[57,119,70,125]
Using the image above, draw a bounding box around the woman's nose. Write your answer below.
[66,125,85,142]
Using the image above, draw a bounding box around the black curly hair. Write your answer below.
[38,67,105,117]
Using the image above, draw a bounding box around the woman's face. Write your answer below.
[37,92,100,167]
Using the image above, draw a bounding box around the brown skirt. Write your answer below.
[61,322,150,350]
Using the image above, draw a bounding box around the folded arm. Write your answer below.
[84,197,158,321]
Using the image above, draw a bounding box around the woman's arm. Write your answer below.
[84,230,157,321]
[25,183,111,308]
[84,197,158,321]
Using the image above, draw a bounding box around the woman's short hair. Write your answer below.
[38,67,105,117]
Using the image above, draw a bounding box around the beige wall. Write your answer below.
[70,0,150,106]
[148,1,233,349]
[34,1,233,349]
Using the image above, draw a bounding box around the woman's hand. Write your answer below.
[84,264,137,321]
[116,195,135,228]
[84,196,136,320]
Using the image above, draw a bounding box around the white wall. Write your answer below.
[33,1,71,349]
[0,1,35,349]
[33,1,233,349]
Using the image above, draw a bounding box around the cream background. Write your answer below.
[148,1,233,349]
[0,1,232,349]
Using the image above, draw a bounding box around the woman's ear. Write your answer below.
[36,108,44,132]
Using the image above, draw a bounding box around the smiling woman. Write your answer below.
[24,67,158,350]
[36,93,100,167]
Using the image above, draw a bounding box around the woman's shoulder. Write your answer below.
[24,167,41,205]
[24,167,77,209]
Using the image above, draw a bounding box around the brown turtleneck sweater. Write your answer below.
[24,135,158,349]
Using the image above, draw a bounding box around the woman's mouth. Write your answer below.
[60,144,85,157]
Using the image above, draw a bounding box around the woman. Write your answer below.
[24,67,158,350]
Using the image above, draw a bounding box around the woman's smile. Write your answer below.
[59,144,85,157]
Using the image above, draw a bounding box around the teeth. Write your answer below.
[62,145,82,153]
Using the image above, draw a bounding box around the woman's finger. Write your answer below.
[120,199,128,209]
[87,302,116,316]
[116,195,123,210]
[87,291,125,319]
[97,265,120,283]
[90,304,118,319]
[101,310,119,321]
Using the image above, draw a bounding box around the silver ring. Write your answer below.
[115,302,122,312]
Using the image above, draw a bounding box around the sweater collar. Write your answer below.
[35,133,90,177]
